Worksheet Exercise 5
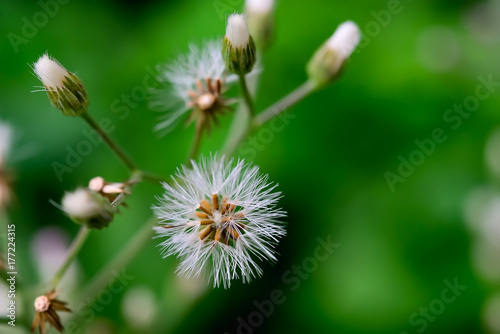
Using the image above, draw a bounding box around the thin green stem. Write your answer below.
[51,226,90,290]
[76,216,157,303]
[0,209,8,265]
[186,126,204,164]
[141,170,169,184]
[80,110,136,171]
[238,72,256,116]
[224,80,316,157]
[253,80,316,127]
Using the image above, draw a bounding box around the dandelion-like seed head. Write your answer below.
[151,40,234,135]
[33,53,89,117]
[153,155,286,288]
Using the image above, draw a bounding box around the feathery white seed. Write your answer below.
[226,14,250,48]
[326,21,361,59]
[33,54,70,89]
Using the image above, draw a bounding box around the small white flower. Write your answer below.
[246,0,274,14]
[150,40,234,134]
[33,53,89,117]
[153,155,286,288]
[326,21,361,60]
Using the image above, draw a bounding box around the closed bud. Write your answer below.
[307,21,361,88]
[222,14,257,74]
[61,188,115,229]
[245,0,275,50]
[34,54,89,117]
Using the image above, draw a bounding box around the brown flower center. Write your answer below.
[187,78,222,112]
[195,194,245,246]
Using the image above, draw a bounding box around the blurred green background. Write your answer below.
[1,0,500,333]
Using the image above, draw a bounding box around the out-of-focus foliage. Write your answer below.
[1,0,499,333]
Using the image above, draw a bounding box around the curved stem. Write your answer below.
[224,81,316,157]
[238,73,256,116]
[253,80,315,127]
[50,226,90,290]
[80,110,136,171]
[186,126,204,164]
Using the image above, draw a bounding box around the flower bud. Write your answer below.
[245,0,275,50]
[34,54,89,117]
[307,21,361,88]
[62,188,115,229]
[222,14,257,74]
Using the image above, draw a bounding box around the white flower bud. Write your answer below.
[307,21,361,88]
[245,0,275,49]
[223,14,257,74]
[326,21,361,59]
[62,188,115,229]
[34,54,89,117]
[246,0,274,14]
[226,14,250,48]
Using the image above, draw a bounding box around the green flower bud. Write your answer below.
[34,54,89,117]
[222,14,257,74]
[307,21,361,88]
[62,188,115,230]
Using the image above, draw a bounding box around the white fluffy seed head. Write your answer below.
[246,0,274,14]
[226,14,250,48]
[326,21,361,59]
[34,295,50,313]
[62,188,103,220]
[153,155,287,289]
[34,54,69,89]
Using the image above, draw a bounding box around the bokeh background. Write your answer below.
[1,0,500,333]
